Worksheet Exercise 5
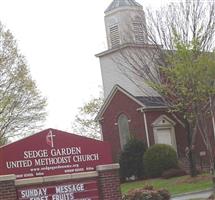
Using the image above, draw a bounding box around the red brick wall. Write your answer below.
[142,110,211,161]
[97,167,122,200]
[0,164,122,200]
[0,180,17,200]
[100,90,190,160]
[101,90,146,161]
[144,110,187,157]
[100,89,210,161]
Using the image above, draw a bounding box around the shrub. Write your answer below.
[157,189,171,200]
[161,168,187,179]
[143,144,178,178]
[119,138,146,180]
[122,185,170,200]
[208,194,215,200]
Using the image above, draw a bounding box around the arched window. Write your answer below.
[118,114,130,149]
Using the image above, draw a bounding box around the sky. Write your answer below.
[0,0,171,133]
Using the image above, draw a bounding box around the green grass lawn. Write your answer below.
[121,174,212,196]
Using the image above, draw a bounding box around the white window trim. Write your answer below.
[152,115,177,153]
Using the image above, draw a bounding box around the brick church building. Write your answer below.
[95,0,212,165]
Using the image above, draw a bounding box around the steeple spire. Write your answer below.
[104,0,147,49]
[105,0,142,13]
[97,0,148,99]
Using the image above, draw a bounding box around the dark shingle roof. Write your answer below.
[135,96,166,107]
[105,0,142,13]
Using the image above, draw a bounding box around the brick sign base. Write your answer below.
[0,164,122,200]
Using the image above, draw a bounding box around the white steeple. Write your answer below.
[96,0,152,99]
[105,0,142,13]
[104,0,147,49]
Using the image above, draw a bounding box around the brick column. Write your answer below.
[0,175,17,200]
[97,163,122,200]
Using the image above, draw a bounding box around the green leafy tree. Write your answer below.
[71,97,103,140]
[151,38,215,176]
[0,22,47,144]
[0,137,7,146]
[113,0,215,177]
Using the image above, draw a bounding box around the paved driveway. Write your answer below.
[171,189,213,200]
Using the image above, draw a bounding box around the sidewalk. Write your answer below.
[171,189,213,200]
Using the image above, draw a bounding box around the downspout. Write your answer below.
[212,115,215,143]
[97,117,104,141]
[209,97,215,149]
[143,110,150,147]
[99,121,104,141]
[209,97,215,140]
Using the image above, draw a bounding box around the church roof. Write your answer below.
[135,96,166,107]
[95,85,167,121]
[105,0,142,13]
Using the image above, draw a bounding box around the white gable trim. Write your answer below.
[152,115,176,127]
[95,85,145,121]
[152,115,177,153]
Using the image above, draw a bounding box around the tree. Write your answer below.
[112,0,215,177]
[0,136,7,146]
[71,97,103,140]
[0,22,47,144]
[154,38,215,176]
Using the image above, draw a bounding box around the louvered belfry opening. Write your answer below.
[110,25,120,48]
[133,21,144,43]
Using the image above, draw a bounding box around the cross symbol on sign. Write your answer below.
[46,130,56,148]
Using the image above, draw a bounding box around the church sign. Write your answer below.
[0,129,112,179]
[17,180,99,200]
